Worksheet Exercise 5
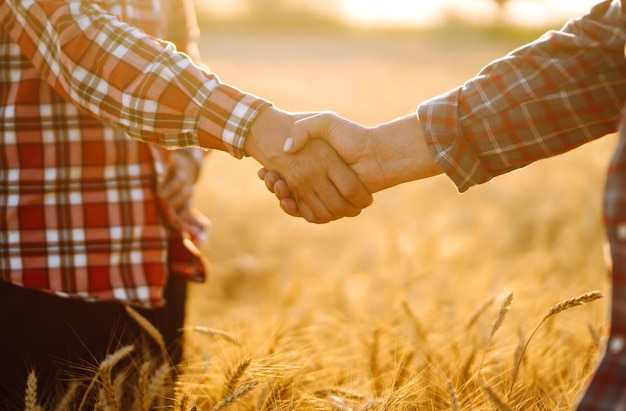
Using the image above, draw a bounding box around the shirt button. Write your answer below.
[609,335,625,354]
[616,224,626,241]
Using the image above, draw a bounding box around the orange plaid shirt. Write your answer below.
[0,0,270,308]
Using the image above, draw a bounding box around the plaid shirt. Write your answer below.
[0,0,270,308]
[418,0,626,407]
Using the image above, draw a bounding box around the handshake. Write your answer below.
[245,107,442,224]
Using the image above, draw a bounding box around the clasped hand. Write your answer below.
[254,110,437,223]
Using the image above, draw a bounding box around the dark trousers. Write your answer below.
[0,276,187,410]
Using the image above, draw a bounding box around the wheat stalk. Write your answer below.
[391,350,415,390]
[125,305,168,360]
[369,328,383,397]
[482,385,512,411]
[211,380,258,411]
[401,300,427,341]
[509,290,604,396]
[466,295,496,330]
[258,377,292,411]
[588,321,601,349]
[54,381,79,411]
[477,292,513,379]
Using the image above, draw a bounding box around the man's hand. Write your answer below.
[159,148,211,244]
[259,112,442,216]
[159,148,203,212]
[245,107,373,224]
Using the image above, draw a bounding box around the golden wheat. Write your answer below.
[187,325,242,346]
[53,381,79,411]
[477,292,513,380]
[509,290,604,396]
[145,362,172,409]
[482,385,512,411]
[211,379,258,411]
[223,358,251,398]
[446,380,460,411]
[125,305,168,360]
[24,370,40,411]
[97,345,134,410]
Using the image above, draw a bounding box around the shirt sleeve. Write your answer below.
[0,0,270,159]
[417,0,626,192]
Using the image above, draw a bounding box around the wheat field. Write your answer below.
[177,27,615,410]
[24,27,615,411]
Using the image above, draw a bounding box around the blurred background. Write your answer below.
[182,1,613,408]
[195,0,601,29]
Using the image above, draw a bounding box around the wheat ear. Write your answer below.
[329,395,351,411]
[447,380,460,411]
[144,362,171,410]
[98,345,135,410]
[477,292,513,378]
[223,358,251,398]
[211,380,258,411]
[316,388,366,402]
[24,370,40,411]
[78,345,134,411]
[188,326,241,346]
[509,290,604,396]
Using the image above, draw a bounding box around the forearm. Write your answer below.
[419,0,626,192]
[0,0,269,158]
[368,114,442,189]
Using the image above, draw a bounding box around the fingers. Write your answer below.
[329,166,373,209]
[284,112,333,154]
[287,140,369,223]
[279,198,300,217]
[257,167,267,181]
[160,168,193,211]
[259,167,293,200]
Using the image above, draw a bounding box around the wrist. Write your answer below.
[245,107,295,167]
[372,114,441,187]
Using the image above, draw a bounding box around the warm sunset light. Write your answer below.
[339,0,603,27]
[200,0,605,27]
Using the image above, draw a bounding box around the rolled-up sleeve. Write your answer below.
[418,0,626,192]
[0,0,270,158]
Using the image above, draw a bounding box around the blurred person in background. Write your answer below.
[0,0,372,407]
[262,0,626,408]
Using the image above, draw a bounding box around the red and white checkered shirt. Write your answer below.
[0,0,270,308]
[418,0,626,407]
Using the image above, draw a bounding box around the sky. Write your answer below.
[201,0,604,28]
[339,0,602,27]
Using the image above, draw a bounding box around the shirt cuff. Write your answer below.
[197,83,272,159]
[417,87,494,193]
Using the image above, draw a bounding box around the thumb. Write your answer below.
[283,113,332,154]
